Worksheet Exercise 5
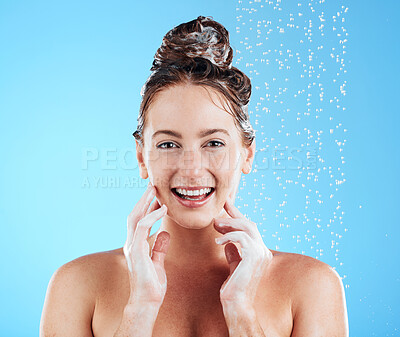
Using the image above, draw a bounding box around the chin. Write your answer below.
[165,212,214,230]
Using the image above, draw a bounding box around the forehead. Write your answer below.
[143,84,238,136]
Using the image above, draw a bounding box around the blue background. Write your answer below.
[0,0,398,336]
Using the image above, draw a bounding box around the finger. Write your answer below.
[144,200,162,238]
[215,231,252,257]
[225,243,241,274]
[145,199,161,217]
[223,197,244,219]
[126,184,156,248]
[136,183,157,215]
[133,205,168,253]
[123,245,133,273]
[151,231,170,264]
[130,183,157,223]
[151,231,170,287]
[213,218,256,238]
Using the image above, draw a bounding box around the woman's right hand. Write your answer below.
[123,182,170,308]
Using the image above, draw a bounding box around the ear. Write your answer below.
[136,140,149,179]
[241,141,256,174]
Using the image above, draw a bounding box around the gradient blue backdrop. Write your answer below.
[0,0,399,336]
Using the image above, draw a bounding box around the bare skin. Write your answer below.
[40,83,348,336]
[40,240,347,336]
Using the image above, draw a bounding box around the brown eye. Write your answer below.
[158,142,178,149]
[206,141,224,147]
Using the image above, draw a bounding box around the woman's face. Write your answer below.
[136,83,255,229]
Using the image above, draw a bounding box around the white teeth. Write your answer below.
[175,187,212,196]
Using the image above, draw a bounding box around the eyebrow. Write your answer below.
[152,128,230,139]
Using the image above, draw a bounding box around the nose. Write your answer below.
[180,149,204,178]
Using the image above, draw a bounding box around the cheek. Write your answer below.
[207,149,240,171]
[209,151,242,191]
[146,149,177,169]
[150,151,182,172]
[145,153,175,189]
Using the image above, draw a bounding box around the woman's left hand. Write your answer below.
[213,197,274,307]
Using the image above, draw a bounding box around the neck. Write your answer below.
[158,213,230,270]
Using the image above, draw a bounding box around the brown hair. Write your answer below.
[133,16,255,147]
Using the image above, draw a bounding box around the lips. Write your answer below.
[171,187,215,208]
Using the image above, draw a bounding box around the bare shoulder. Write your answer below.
[268,250,346,302]
[269,249,341,277]
[47,248,126,292]
[267,250,349,336]
[40,248,125,337]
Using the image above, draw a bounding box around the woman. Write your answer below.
[40,16,349,337]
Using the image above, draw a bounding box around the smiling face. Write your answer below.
[136,83,255,229]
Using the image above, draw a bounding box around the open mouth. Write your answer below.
[171,187,215,201]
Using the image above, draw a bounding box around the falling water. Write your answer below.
[233,0,348,287]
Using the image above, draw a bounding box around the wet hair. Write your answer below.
[133,15,255,147]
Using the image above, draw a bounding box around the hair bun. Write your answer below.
[151,16,233,71]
